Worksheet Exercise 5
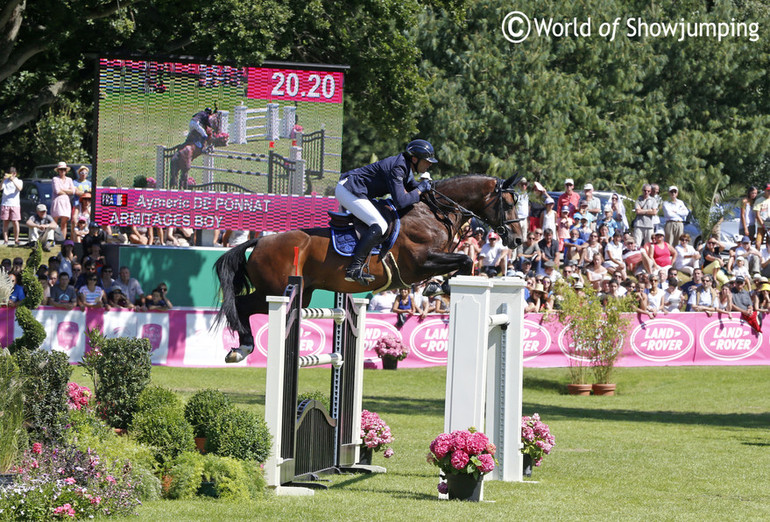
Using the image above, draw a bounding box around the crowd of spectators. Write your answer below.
[373,178,770,333]
[2,238,172,312]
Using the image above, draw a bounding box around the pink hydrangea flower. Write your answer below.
[477,453,495,473]
[450,449,469,470]
[430,433,453,459]
[467,431,489,455]
[383,448,394,458]
[32,442,43,454]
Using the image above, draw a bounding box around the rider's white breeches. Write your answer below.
[335,181,388,235]
[189,120,207,140]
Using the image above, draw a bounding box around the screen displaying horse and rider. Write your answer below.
[93,57,346,231]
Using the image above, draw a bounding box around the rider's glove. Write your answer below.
[418,179,432,193]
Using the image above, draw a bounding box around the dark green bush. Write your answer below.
[298,390,330,412]
[206,408,271,462]
[88,331,152,429]
[132,175,148,188]
[240,459,268,499]
[15,349,72,443]
[132,404,196,465]
[184,389,233,438]
[137,385,183,414]
[9,242,45,354]
[201,454,250,501]
[164,452,205,500]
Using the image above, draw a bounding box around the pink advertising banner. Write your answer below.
[94,188,339,231]
[1,308,768,368]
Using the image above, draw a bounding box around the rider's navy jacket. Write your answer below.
[340,153,420,209]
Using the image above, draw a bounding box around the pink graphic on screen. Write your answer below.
[56,322,80,351]
[141,324,163,352]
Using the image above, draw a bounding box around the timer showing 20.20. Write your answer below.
[246,67,345,104]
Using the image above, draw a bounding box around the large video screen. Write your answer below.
[93,57,346,232]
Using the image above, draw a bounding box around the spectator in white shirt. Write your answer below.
[662,186,689,246]
[732,236,761,276]
[672,233,699,279]
[478,231,507,277]
[580,183,602,222]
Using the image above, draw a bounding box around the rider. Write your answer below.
[336,139,437,285]
[188,107,213,148]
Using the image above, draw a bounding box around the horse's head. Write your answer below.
[209,112,229,147]
[494,174,524,249]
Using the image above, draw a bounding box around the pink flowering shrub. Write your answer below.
[521,413,556,466]
[428,427,497,480]
[67,382,92,410]
[372,334,409,361]
[360,409,394,457]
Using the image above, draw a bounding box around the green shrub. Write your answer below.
[0,351,27,472]
[8,242,45,355]
[88,330,152,429]
[15,349,72,443]
[164,451,205,499]
[298,390,330,412]
[65,408,161,501]
[206,408,271,462]
[132,175,148,188]
[241,459,268,499]
[137,385,183,414]
[201,454,250,501]
[184,389,233,438]
[132,404,196,465]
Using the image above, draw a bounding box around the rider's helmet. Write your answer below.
[405,139,438,164]
[204,107,213,115]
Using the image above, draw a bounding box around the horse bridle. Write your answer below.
[430,175,525,245]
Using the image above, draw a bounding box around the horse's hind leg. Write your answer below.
[225,291,267,363]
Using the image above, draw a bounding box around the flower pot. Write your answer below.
[358,446,373,465]
[195,437,207,453]
[592,383,616,396]
[445,473,483,501]
[522,454,533,478]
[567,383,592,395]
[381,357,399,370]
[114,428,127,436]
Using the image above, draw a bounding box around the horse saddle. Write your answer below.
[329,199,401,257]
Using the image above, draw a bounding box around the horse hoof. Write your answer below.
[225,345,254,364]
[424,281,444,297]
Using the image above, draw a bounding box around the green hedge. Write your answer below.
[206,408,271,462]
[15,349,71,443]
[184,389,233,438]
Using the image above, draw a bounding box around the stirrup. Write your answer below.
[345,265,375,285]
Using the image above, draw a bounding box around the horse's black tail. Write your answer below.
[214,237,261,335]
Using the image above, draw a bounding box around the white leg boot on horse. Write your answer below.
[345,225,383,285]
[225,333,254,363]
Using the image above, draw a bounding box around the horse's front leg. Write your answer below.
[423,251,474,277]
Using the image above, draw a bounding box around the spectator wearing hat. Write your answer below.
[662,186,689,246]
[478,231,507,277]
[752,183,770,249]
[646,227,677,282]
[740,186,758,242]
[732,236,761,277]
[556,206,573,251]
[575,212,592,241]
[732,255,752,287]
[514,177,530,238]
[580,183,601,222]
[540,197,557,236]
[51,161,75,241]
[634,184,658,247]
[71,166,92,239]
[525,282,547,313]
[1,167,23,246]
[82,221,107,255]
[26,204,61,251]
[596,204,618,238]
[753,280,770,315]
[730,276,761,331]
[556,178,580,218]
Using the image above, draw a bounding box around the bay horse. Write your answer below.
[215,174,524,362]
[168,111,228,189]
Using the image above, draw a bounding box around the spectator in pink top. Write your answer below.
[51,162,75,241]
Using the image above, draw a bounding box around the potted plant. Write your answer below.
[521,413,555,477]
[555,280,632,395]
[359,409,394,465]
[427,427,497,501]
[184,389,233,453]
[372,334,409,370]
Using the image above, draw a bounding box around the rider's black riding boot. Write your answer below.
[345,225,383,285]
